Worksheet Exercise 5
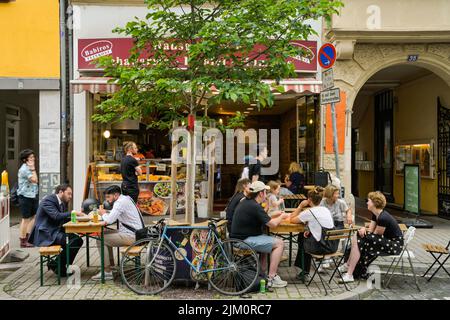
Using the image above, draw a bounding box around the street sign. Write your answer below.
[320,88,340,105]
[318,43,336,69]
[322,68,334,90]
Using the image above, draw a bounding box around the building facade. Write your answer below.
[321,0,450,217]
[0,0,62,197]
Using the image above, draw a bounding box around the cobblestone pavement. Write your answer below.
[1,209,449,300]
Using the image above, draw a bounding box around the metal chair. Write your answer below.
[421,240,450,281]
[383,226,420,291]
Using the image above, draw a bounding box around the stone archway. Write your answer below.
[323,42,450,202]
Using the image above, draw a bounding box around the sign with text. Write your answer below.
[39,173,60,201]
[78,38,317,73]
[322,68,334,90]
[404,164,420,214]
[320,88,340,105]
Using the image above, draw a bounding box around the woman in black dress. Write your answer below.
[339,191,404,283]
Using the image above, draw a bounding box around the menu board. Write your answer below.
[404,165,420,214]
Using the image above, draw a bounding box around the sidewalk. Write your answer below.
[1,207,449,300]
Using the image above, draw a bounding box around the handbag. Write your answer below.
[10,183,20,207]
[119,196,157,241]
[314,168,332,187]
[309,209,339,254]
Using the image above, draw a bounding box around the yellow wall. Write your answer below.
[393,74,450,214]
[0,0,60,78]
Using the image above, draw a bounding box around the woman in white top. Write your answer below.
[290,187,338,279]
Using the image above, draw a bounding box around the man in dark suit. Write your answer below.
[29,184,86,276]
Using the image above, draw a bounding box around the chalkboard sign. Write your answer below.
[39,173,60,201]
[404,164,420,214]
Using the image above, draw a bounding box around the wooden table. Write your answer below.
[269,220,306,279]
[63,221,105,283]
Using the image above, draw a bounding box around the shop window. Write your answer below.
[395,142,434,179]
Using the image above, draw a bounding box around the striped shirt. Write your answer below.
[102,195,143,236]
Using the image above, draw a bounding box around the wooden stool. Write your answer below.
[39,245,62,286]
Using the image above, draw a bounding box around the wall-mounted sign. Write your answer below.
[78,38,318,73]
[407,54,419,62]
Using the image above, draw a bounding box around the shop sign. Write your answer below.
[320,88,340,105]
[322,68,334,90]
[78,38,317,73]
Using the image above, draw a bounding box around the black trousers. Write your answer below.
[295,234,335,274]
[121,183,139,203]
[50,234,83,275]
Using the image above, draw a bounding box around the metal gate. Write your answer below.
[437,97,450,219]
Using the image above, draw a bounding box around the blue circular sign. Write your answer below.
[318,43,336,69]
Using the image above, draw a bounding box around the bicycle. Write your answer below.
[120,218,260,296]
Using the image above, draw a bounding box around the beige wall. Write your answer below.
[332,0,450,32]
[393,73,450,214]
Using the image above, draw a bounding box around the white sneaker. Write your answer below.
[268,274,288,288]
[338,263,349,273]
[339,273,354,284]
[91,271,113,281]
[317,266,326,273]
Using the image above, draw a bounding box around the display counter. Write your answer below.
[88,160,204,216]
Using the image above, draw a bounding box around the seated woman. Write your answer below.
[339,191,404,283]
[225,178,251,231]
[290,187,338,280]
[321,185,353,229]
[284,162,305,195]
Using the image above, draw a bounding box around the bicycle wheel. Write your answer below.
[207,239,260,296]
[120,238,176,295]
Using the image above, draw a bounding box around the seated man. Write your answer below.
[230,181,290,288]
[29,184,85,277]
[93,185,144,281]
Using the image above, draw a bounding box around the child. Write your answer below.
[267,181,285,216]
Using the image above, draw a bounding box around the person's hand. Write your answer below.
[75,211,86,217]
[346,215,353,226]
[358,227,366,237]
[98,208,107,216]
[298,199,309,209]
[280,212,290,220]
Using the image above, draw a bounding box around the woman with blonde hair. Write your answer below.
[321,185,353,229]
[339,191,404,283]
[284,162,305,195]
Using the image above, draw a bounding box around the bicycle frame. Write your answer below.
[151,224,234,274]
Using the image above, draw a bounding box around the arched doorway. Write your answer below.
[350,63,450,216]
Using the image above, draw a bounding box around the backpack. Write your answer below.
[10,183,20,207]
[314,168,332,187]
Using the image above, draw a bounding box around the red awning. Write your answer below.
[71,77,321,95]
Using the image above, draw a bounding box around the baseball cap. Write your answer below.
[249,181,270,193]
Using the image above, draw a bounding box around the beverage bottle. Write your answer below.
[71,210,77,223]
[93,208,99,223]
[259,279,266,293]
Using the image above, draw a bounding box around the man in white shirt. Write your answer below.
[92,185,144,281]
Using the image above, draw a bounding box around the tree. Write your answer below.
[93,0,343,222]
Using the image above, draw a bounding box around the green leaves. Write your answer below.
[93,0,343,127]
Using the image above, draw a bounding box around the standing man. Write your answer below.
[92,185,144,281]
[29,184,86,276]
[120,141,142,203]
[230,181,290,288]
[248,144,268,183]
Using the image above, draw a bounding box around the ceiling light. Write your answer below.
[103,130,111,139]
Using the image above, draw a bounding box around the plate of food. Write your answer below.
[153,182,179,198]
[76,215,91,222]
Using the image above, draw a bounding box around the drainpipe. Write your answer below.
[67,3,74,187]
[60,0,68,183]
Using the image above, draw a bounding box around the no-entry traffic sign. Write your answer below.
[318,43,336,69]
